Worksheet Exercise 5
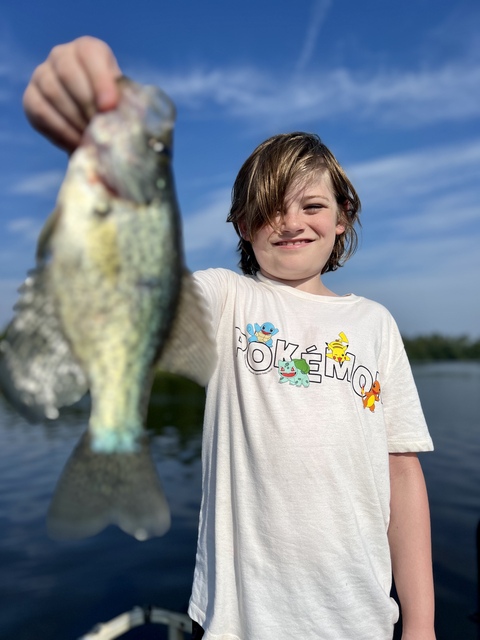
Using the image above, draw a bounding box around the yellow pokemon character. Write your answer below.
[326,332,350,363]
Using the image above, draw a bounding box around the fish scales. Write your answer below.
[51,168,181,451]
[0,77,216,540]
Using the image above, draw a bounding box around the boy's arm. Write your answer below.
[388,452,436,640]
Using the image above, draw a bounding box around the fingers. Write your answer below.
[23,79,84,153]
[70,36,122,115]
[23,36,122,153]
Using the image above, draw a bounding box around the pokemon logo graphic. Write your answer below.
[361,380,381,412]
[325,332,350,363]
[234,325,381,410]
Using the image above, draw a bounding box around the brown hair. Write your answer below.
[227,132,361,275]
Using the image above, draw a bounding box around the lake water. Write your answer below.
[0,363,479,640]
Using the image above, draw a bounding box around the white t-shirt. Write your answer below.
[188,269,433,640]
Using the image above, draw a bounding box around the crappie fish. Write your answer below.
[0,77,216,541]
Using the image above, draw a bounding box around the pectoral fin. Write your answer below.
[156,271,216,387]
[0,264,88,421]
[36,205,62,263]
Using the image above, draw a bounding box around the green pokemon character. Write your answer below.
[278,358,310,388]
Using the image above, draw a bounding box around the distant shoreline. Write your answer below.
[402,334,480,362]
[1,332,478,363]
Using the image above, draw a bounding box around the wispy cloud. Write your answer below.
[325,231,480,337]
[133,56,480,130]
[322,138,480,336]
[348,139,480,226]
[183,187,236,254]
[5,216,42,242]
[0,20,38,86]
[10,170,63,196]
[295,0,332,73]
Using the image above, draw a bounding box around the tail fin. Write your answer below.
[47,431,171,541]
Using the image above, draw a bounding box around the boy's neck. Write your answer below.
[258,270,339,297]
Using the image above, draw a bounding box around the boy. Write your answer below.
[23,37,436,640]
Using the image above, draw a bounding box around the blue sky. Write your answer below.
[1,0,479,337]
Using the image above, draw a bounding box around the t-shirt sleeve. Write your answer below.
[380,317,434,453]
[193,268,231,334]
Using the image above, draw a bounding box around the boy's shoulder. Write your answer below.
[344,294,399,326]
[194,267,241,281]
[193,270,397,323]
[349,294,392,313]
[194,267,253,289]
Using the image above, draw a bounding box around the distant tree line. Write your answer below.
[0,331,479,362]
[402,334,480,362]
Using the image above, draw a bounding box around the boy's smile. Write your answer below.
[273,239,314,248]
[250,172,345,295]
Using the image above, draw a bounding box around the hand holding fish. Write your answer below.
[23,36,121,153]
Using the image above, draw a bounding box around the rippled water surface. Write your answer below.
[412,362,480,640]
[0,364,479,639]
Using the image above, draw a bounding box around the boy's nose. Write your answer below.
[280,209,304,232]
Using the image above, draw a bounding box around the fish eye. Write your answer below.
[151,140,164,153]
[93,202,112,218]
[148,137,171,156]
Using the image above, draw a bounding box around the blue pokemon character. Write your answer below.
[246,322,279,348]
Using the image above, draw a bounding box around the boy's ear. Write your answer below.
[335,210,346,235]
[336,203,349,235]
[335,221,346,235]
[238,221,249,241]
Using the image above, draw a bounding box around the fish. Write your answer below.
[0,77,216,541]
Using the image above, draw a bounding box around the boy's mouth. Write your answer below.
[274,239,313,247]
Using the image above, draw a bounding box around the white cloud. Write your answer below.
[351,232,479,277]
[324,230,480,338]
[349,139,480,196]
[10,170,63,196]
[346,140,480,242]
[132,57,480,129]
[183,187,236,254]
[389,194,478,236]
[295,0,332,73]
[359,271,479,338]
[5,217,42,242]
[0,22,38,86]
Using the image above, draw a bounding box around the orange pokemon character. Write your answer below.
[361,380,381,412]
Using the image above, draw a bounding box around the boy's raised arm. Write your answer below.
[388,452,436,640]
[23,36,122,153]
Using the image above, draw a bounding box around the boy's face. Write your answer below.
[249,171,345,294]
